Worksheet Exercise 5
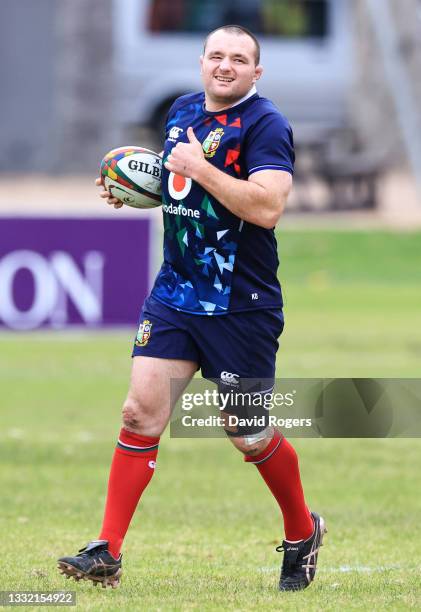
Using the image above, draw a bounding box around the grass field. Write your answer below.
[1,230,421,610]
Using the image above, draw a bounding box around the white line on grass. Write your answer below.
[258,565,413,574]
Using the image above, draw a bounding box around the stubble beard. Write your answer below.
[207,83,248,109]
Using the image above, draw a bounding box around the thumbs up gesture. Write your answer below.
[164,127,205,179]
[187,126,202,145]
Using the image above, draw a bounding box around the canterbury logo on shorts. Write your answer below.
[220,371,240,386]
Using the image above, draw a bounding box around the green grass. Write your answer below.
[279,230,421,377]
[1,230,421,610]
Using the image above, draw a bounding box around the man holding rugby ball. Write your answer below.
[58,25,326,593]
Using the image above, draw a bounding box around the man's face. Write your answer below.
[200,30,263,108]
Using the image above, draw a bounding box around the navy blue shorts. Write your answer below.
[132,296,284,380]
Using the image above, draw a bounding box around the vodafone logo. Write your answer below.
[168,172,192,200]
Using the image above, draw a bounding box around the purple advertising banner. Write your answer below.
[0,217,151,329]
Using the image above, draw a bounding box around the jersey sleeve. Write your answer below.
[243,112,295,176]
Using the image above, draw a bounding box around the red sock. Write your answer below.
[98,428,159,558]
[245,431,313,541]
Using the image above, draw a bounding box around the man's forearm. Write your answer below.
[164,127,290,228]
[192,159,284,229]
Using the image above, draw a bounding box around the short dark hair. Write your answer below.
[203,25,261,65]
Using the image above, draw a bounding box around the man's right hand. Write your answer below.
[95,177,124,209]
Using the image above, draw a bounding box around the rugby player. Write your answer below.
[58,25,326,592]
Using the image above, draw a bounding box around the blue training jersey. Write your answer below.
[151,91,294,315]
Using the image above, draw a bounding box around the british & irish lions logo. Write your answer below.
[135,319,152,347]
[202,128,224,158]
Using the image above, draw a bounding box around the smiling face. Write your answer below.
[200,29,263,111]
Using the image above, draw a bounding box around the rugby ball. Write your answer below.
[100,146,162,209]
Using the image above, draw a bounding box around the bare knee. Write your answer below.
[121,396,165,436]
[122,397,142,430]
[229,428,274,456]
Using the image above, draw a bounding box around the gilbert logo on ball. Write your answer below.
[100,146,162,209]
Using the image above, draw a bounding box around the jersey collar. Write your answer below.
[203,86,258,115]
[228,85,257,107]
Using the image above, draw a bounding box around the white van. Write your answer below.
[112,0,353,148]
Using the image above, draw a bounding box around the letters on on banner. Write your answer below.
[0,218,151,329]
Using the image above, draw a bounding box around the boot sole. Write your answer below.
[57,561,122,589]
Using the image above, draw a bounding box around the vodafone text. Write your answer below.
[163,203,200,218]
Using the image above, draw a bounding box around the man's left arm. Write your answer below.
[164,127,292,229]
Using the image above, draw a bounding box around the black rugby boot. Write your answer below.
[57,540,122,588]
[277,512,327,592]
